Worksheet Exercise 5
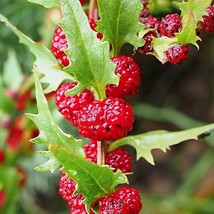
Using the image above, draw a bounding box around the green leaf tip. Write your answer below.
[109,123,214,165]
[26,68,84,172]
[96,0,144,56]
[59,0,118,99]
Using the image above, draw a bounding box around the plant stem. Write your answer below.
[88,0,98,20]
[97,141,105,165]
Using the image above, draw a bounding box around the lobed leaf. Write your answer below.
[174,0,212,23]
[0,14,72,93]
[175,11,201,48]
[51,144,128,213]
[96,0,144,56]
[109,124,214,165]
[59,0,118,99]
[151,36,177,64]
[26,69,84,172]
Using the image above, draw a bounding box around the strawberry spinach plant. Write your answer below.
[0,0,214,213]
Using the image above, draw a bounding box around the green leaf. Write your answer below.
[59,0,118,99]
[175,11,201,48]
[151,36,178,64]
[26,69,84,172]
[51,144,128,212]
[0,14,72,93]
[2,50,23,91]
[96,0,144,56]
[109,123,214,165]
[34,151,59,173]
[28,0,60,8]
[174,0,212,23]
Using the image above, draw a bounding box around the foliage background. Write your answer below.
[0,0,214,213]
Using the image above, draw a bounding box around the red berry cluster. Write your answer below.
[138,1,214,65]
[52,21,142,214]
[139,1,189,64]
[59,141,141,213]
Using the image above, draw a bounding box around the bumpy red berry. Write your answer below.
[158,14,182,37]
[59,172,77,203]
[59,173,95,213]
[139,7,151,24]
[51,27,69,67]
[166,44,190,65]
[106,148,132,173]
[138,31,157,53]
[106,56,141,98]
[77,97,134,141]
[200,6,214,32]
[99,186,142,214]
[55,82,94,126]
[83,141,98,163]
[143,15,160,30]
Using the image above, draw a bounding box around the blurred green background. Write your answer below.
[0,0,214,213]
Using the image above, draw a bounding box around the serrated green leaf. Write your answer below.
[28,0,60,8]
[176,11,201,48]
[59,0,118,99]
[2,50,23,91]
[152,36,178,64]
[51,144,128,213]
[96,0,144,55]
[109,124,214,165]
[26,69,84,172]
[174,0,212,23]
[0,14,72,93]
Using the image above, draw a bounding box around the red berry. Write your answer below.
[77,97,134,141]
[55,82,94,126]
[138,31,157,53]
[106,148,132,173]
[51,27,69,67]
[6,119,24,151]
[83,141,132,173]
[144,15,160,30]
[59,172,77,203]
[83,141,98,163]
[59,173,95,213]
[16,90,31,110]
[158,14,182,37]
[88,18,103,40]
[99,186,142,214]
[139,8,151,24]
[106,56,141,98]
[166,44,190,65]
[200,6,214,32]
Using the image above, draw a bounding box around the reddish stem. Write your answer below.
[88,0,98,20]
[97,141,105,165]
